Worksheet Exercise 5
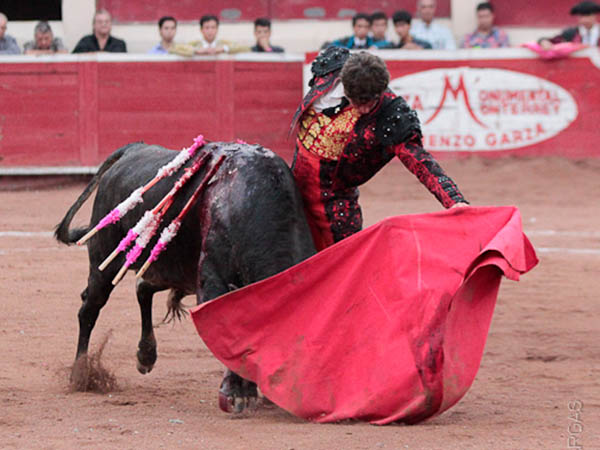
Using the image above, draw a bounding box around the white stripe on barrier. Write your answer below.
[525,230,600,238]
[1,230,599,257]
[1,229,599,239]
[2,245,598,256]
[0,231,54,238]
[0,246,85,256]
[0,166,98,176]
[537,247,600,255]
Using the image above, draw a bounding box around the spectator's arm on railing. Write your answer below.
[169,41,200,57]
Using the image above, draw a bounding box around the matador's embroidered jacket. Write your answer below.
[290,47,468,250]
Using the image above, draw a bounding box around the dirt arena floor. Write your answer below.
[1,157,598,449]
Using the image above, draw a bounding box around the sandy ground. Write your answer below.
[0,157,599,449]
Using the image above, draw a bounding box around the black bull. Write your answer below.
[55,141,316,412]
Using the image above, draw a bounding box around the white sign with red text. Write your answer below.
[389,68,578,151]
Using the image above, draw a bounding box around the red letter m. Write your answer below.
[425,74,487,128]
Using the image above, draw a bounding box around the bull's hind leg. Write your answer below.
[135,279,166,374]
[71,272,115,388]
[76,273,114,361]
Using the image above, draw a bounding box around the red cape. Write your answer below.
[191,206,538,424]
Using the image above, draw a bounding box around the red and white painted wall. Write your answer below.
[1,48,599,172]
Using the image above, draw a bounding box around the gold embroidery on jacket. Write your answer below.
[298,107,359,160]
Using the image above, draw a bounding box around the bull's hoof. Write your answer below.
[136,342,156,375]
[219,391,234,413]
[136,360,154,375]
[70,355,90,391]
[219,370,258,414]
[218,392,258,413]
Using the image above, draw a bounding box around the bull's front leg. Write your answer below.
[219,369,258,413]
[196,255,258,413]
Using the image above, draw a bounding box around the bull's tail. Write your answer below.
[54,143,142,245]
[161,289,188,324]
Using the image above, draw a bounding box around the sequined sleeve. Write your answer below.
[393,134,468,208]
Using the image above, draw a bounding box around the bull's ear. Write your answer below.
[228,283,239,292]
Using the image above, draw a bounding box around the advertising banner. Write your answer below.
[305,48,600,157]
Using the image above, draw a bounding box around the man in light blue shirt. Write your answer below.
[410,0,456,50]
[0,12,20,54]
[149,16,177,54]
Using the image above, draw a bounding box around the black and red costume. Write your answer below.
[545,26,600,46]
[290,47,468,250]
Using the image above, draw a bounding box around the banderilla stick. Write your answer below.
[98,153,210,276]
[77,135,207,246]
[135,155,226,279]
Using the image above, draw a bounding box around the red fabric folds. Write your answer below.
[191,206,538,424]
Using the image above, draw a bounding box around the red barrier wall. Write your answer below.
[2,50,600,169]
[0,56,303,167]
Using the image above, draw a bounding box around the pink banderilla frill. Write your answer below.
[109,152,212,286]
[97,211,155,271]
[135,222,180,279]
[77,135,207,246]
[135,154,226,279]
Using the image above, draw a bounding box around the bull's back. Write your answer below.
[201,143,316,287]
[89,142,314,294]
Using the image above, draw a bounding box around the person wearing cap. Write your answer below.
[539,1,600,49]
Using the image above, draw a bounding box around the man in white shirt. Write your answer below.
[410,0,456,50]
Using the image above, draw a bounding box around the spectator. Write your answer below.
[72,10,127,53]
[411,0,456,50]
[149,16,177,54]
[460,2,509,48]
[171,14,249,56]
[370,11,393,48]
[328,13,375,49]
[251,17,284,52]
[392,10,432,49]
[0,12,20,54]
[539,1,600,49]
[24,21,67,54]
